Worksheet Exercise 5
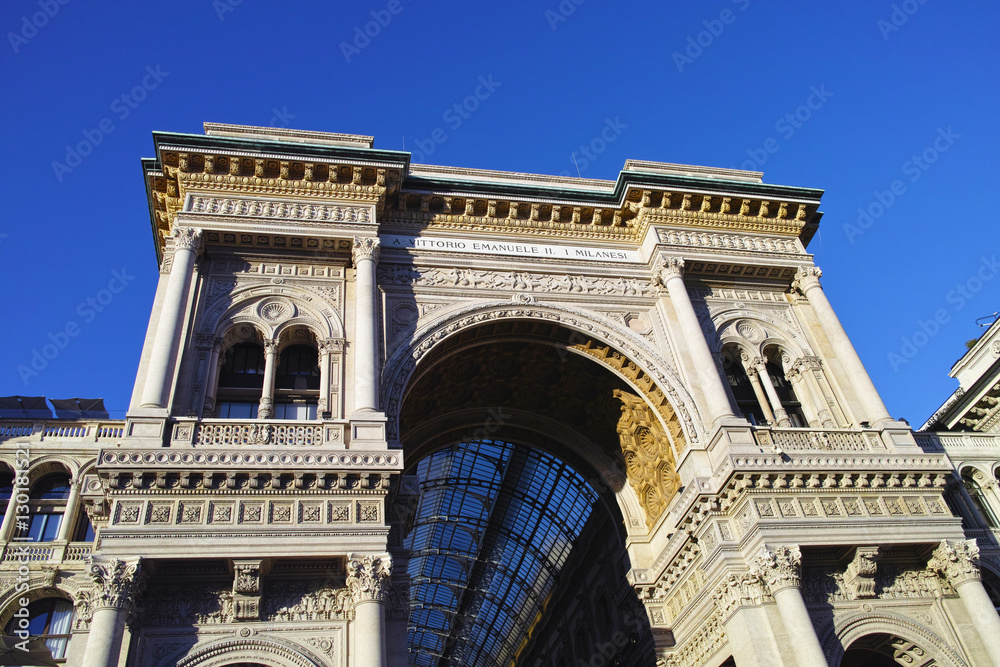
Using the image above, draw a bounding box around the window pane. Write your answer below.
[41,514,63,542]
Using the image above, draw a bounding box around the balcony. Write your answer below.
[0,419,125,443]
[752,426,886,453]
[914,431,1000,453]
[170,418,346,447]
[0,541,93,566]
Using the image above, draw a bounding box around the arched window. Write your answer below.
[216,342,266,419]
[963,473,999,528]
[0,472,13,517]
[274,344,319,419]
[19,474,71,542]
[723,349,767,425]
[764,350,807,427]
[4,597,74,659]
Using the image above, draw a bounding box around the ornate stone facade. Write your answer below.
[1,123,999,667]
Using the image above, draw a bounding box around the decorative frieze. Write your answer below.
[656,229,801,254]
[378,264,658,299]
[188,195,372,224]
[107,498,385,529]
[711,572,772,621]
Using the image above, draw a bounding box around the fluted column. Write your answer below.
[258,340,279,419]
[55,479,82,543]
[353,238,381,413]
[792,267,893,427]
[655,257,737,428]
[202,339,223,417]
[81,558,145,667]
[929,540,1000,666]
[754,359,791,427]
[754,545,827,667]
[741,352,776,425]
[347,554,392,667]
[140,228,203,408]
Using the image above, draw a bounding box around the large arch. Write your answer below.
[387,301,671,666]
[824,611,969,667]
[381,300,702,448]
[172,637,327,667]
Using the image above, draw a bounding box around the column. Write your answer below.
[754,359,791,428]
[319,339,334,419]
[258,340,279,419]
[754,545,828,667]
[787,359,834,428]
[0,480,23,541]
[792,267,893,427]
[929,540,1000,667]
[140,228,203,408]
[713,573,784,666]
[972,472,1000,526]
[655,257,737,428]
[81,558,145,667]
[347,554,392,667]
[55,479,81,542]
[741,352,777,425]
[202,339,223,417]
[353,237,381,414]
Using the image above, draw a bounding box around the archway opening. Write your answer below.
[841,633,937,667]
[397,322,671,666]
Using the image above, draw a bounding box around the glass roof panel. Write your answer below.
[407,440,598,666]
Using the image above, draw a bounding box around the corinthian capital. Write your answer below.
[353,236,381,264]
[791,266,823,293]
[172,227,204,253]
[753,545,801,593]
[87,557,146,616]
[653,256,684,289]
[928,539,981,587]
[347,554,392,603]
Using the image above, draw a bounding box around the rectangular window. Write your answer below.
[26,513,63,542]
[216,402,259,419]
[274,402,317,420]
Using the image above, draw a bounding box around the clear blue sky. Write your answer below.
[1,0,997,424]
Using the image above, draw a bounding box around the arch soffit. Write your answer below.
[202,284,344,342]
[24,455,77,481]
[382,300,703,447]
[172,636,326,667]
[713,309,810,360]
[825,610,969,667]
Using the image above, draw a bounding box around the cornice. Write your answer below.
[142,126,825,261]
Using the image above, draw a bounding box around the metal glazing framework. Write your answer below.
[406,441,599,666]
